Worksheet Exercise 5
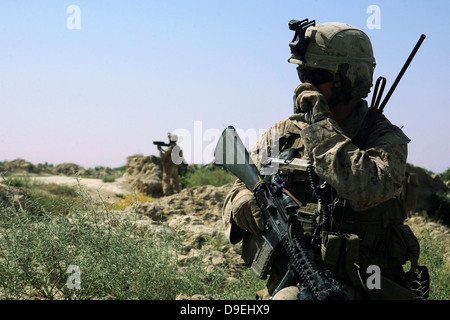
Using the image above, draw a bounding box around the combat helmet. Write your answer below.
[168,132,178,143]
[288,19,376,103]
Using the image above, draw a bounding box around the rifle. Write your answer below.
[153,141,171,147]
[214,126,346,300]
[352,34,426,150]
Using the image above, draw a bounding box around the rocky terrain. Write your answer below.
[1,156,449,299]
[123,183,246,279]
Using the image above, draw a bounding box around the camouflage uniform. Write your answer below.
[159,133,182,196]
[222,21,426,300]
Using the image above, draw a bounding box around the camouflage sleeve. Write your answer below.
[300,117,409,211]
[222,178,253,244]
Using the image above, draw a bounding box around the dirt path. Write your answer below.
[32,175,132,203]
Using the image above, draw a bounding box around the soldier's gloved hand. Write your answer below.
[291,83,332,124]
[231,194,265,235]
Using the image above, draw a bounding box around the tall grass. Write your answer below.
[411,223,450,300]
[0,181,258,299]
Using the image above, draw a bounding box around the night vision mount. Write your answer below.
[288,19,315,63]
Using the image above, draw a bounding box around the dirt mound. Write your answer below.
[405,163,448,211]
[0,159,117,178]
[130,184,229,224]
[1,159,39,174]
[122,155,163,196]
[53,163,85,176]
[405,163,449,225]
[52,163,115,178]
[125,183,245,279]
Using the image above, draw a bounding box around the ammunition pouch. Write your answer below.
[327,198,430,298]
[321,232,362,286]
[243,195,430,299]
[331,198,415,269]
[386,224,419,267]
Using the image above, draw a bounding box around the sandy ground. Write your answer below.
[32,175,132,203]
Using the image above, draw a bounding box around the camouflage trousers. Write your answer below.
[162,166,181,196]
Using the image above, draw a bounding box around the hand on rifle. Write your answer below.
[232,194,265,235]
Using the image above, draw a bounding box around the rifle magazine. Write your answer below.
[250,240,277,280]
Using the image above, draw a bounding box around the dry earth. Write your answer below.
[32,175,132,203]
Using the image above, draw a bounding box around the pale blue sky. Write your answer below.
[0,0,448,173]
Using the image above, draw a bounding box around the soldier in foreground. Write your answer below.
[156,133,182,196]
[221,20,428,300]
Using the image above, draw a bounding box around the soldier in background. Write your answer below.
[157,133,182,196]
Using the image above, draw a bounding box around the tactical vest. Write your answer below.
[272,128,427,298]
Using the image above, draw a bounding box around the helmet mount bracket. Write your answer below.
[288,19,315,63]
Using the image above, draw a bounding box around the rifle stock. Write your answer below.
[214,126,263,191]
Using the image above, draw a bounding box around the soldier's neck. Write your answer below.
[331,99,359,124]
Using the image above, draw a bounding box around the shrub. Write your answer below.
[439,167,450,182]
[0,190,238,299]
[107,192,155,211]
[428,192,450,226]
[181,166,236,188]
[2,176,32,188]
[101,177,116,183]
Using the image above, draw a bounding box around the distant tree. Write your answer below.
[438,168,450,182]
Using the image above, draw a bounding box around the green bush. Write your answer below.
[0,187,252,300]
[439,167,450,182]
[181,165,236,188]
[0,207,179,299]
[428,192,450,226]
[2,176,32,188]
[36,183,77,198]
[101,176,116,183]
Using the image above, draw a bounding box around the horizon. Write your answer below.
[1,1,449,173]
